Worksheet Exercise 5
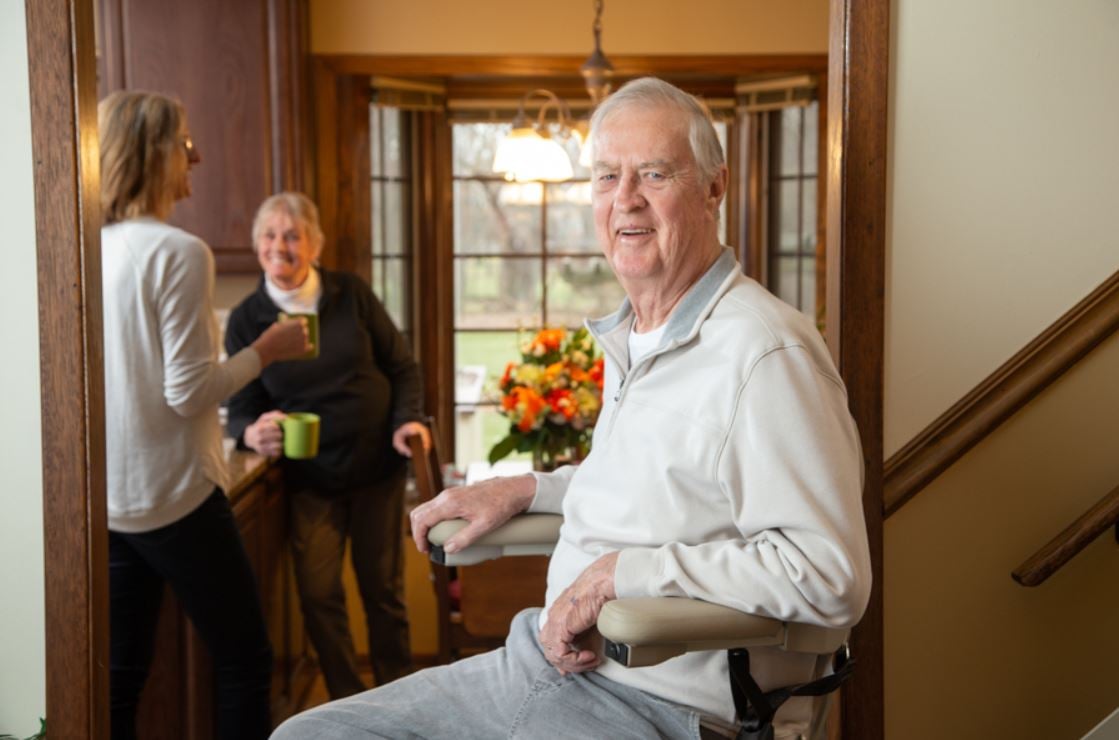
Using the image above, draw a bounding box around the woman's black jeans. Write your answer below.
[109,488,273,740]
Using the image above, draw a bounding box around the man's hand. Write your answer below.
[538,551,619,676]
[409,473,536,555]
[392,421,431,457]
[243,410,286,458]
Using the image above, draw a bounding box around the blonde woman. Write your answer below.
[99,91,308,739]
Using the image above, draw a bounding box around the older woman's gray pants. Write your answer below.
[271,607,704,739]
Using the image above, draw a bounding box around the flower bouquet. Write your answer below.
[488,327,605,470]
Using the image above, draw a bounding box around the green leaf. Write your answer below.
[487,433,519,464]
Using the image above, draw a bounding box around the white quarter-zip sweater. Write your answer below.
[102,218,262,532]
[531,249,871,732]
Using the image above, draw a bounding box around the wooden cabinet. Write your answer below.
[136,463,315,739]
[94,0,310,272]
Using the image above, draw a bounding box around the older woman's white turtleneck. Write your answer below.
[265,267,322,314]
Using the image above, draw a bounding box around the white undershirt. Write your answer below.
[627,322,667,365]
[265,267,322,315]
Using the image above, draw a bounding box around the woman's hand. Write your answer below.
[243,410,287,458]
[392,420,431,457]
[251,317,310,367]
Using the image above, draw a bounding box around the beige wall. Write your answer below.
[310,0,828,55]
[885,1,1119,736]
[884,333,1119,739]
[885,0,1119,456]
[0,2,47,735]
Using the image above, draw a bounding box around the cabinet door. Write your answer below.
[95,0,309,272]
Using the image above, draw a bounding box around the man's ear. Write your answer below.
[707,165,729,213]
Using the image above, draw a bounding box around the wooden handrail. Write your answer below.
[885,269,1119,517]
[1012,483,1119,587]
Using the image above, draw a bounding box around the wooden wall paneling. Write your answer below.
[25,0,109,737]
[314,71,372,280]
[95,0,310,273]
[118,0,271,269]
[827,0,888,738]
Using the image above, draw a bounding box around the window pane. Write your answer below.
[370,108,383,176]
[800,179,817,256]
[775,255,800,308]
[803,102,819,176]
[454,403,530,467]
[381,257,408,331]
[801,258,816,320]
[776,180,802,252]
[383,108,404,179]
[455,330,523,404]
[780,107,802,176]
[371,258,384,302]
[454,180,542,255]
[454,123,507,177]
[545,182,596,253]
[371,181,384,258]
[385,182,409,257]
[455,256,542,329]
[545,256,626,327]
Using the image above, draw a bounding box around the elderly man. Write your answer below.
[272,77,870,740]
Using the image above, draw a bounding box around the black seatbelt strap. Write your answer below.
[729,647,856,740]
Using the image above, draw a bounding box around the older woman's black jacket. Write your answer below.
[224,269,423,494]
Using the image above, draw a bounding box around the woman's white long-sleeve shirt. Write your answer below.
[102,218,261,532]
[529,249,871,731]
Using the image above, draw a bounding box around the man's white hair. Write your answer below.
[589,77,725,183]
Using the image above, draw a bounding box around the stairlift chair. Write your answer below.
[427,516,854,740]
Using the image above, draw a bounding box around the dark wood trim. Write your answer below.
[827,0,888,737]
[317,53,828,79]
[411,111,456,448]
[1012,483,1119,587]
[26,0,109,737]
[884,269,1119,517]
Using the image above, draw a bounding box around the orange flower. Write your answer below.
[546,388,577,420]
[500,361,514,388]
[511,386,546,432]
[537,328,565,351]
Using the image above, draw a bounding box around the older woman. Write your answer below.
[224,192,429,699]
[99,92,309,739]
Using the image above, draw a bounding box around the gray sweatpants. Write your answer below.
[271,608,704,739]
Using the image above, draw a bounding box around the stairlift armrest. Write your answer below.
[597,597,850,668]
[428,514,563,566]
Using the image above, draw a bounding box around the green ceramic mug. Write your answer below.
[278,311,320,359]
[281,412,320,459]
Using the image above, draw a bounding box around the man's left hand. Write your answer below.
[538,551,619,676]
[393,421,431,457]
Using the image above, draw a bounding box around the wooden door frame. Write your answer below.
[827,1,888,737]
[35,6,888,739]
[26,0,109,737]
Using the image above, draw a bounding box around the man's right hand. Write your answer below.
[409,473,536,555]
[251,317,311,367]
[243,409,287,458]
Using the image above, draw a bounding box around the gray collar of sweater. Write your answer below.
[586,247,739,371]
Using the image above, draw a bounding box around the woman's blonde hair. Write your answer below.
[98,90,184,224]
[251,192,325,261]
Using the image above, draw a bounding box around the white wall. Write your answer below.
[0,1,47,735]
[310,0,828,55]
[886,0,1119,456]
